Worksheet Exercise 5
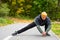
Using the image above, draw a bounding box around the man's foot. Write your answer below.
[46,33,50,36]
[12,32,18,36]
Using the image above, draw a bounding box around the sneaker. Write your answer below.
[12,32,18,36]
[46,33,50,36]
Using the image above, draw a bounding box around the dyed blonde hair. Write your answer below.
[41,12,47,16]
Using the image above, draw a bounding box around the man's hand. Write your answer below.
[42,32,46,36]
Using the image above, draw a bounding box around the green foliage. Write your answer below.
[0,3,10,17]
[16,15,33,20]
[1,0,60,21]
[32,0,58,18]
[52,23,60,37]
[0,17,13,26]
[9,0,58,19]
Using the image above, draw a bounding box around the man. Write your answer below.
[12,12,51,36]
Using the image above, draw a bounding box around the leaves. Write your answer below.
[1,0,60,20]
[16,7,24,14]
[0,3,10,17]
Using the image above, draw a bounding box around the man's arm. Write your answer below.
[45,25,51,33]
[45,17,51,33]
[37,25,43,33]
[34,16,43,33]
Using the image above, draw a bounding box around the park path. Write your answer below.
[0,23,60,40]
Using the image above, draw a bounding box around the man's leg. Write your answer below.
[12,22,36,36]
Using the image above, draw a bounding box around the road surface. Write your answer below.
[0,23,60,40]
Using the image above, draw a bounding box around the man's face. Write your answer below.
[41,15,47,20]
[41,12,47,20]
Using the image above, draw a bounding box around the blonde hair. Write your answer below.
[41,12,47,16]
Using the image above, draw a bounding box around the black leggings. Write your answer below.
[16,22,48,34]
[17,22,36,34]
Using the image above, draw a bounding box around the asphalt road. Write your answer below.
[0,23,60,40]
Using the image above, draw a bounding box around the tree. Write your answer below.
[1,0,59,20]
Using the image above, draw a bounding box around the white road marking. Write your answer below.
[3,35,13,40]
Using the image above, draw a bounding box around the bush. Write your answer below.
[9,0,58,19]
[0,17,13,26]
[0,3,10,17]
[1,0,59,21]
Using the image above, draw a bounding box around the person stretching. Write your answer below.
[12,12,51,36]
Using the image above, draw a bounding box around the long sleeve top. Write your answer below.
[34,15,51,33]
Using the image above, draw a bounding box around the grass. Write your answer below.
[52,22,60,38]
[0,17,13,26]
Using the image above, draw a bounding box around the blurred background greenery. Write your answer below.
[0,0,60,20]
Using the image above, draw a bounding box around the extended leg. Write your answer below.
[12,22,36,36]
